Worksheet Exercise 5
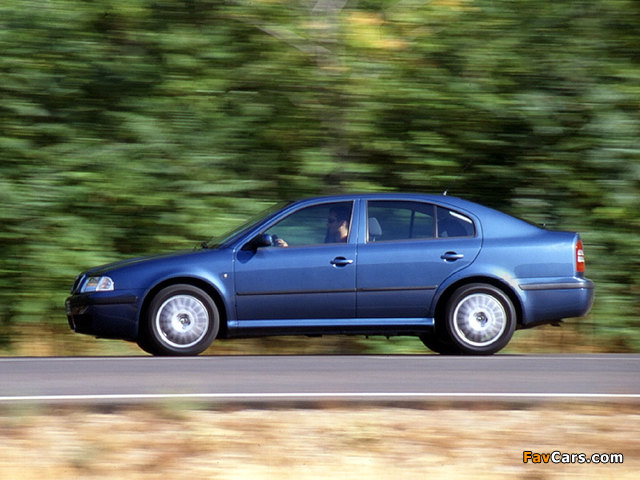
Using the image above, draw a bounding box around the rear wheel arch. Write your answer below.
[434,277,523,328]
[421,277,522,355]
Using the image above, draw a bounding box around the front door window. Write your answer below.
[264,202,353,247]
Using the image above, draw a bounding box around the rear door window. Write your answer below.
[367,201,435,242]
[366,201,475,242]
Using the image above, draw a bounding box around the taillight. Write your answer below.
[576,239,585,273]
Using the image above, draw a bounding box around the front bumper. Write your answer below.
[66,291,141,341]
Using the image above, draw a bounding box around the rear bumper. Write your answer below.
[518,277,594,327]
[66,291,140,341]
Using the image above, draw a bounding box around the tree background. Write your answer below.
[1,0,638,352]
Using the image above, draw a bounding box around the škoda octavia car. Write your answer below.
[66,194,594,355]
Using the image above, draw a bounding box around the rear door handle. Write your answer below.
[441,251,464,262]
[330,257,354,267]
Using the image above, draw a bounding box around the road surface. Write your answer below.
[1,354,639,404]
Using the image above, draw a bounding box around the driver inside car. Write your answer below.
[274,205,350,247]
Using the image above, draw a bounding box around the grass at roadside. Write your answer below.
[0,317,617,357]
[0,403,637,479]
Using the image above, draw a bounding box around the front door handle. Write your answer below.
[330,257,354,267]
[441,251,464,262]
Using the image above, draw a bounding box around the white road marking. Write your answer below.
[1,392,639,402]
[0,354,638,362]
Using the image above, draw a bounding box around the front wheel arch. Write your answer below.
[137,278,227,353]
[143,284,219,355]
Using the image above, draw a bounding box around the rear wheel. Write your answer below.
[143,284,219,356]
[444,283,515,355]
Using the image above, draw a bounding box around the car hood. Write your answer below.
[84,248,215,276]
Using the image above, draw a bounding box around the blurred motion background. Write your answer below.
[1,0,638,353]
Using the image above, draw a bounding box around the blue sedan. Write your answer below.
[66,194,594,355]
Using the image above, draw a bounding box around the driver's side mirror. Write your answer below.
[244,233,273,251]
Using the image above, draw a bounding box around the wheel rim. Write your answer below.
[452,293,507,347]
[154,295,210,349]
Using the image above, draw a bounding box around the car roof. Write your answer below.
[288,193,542,238]
[291,192,480,210]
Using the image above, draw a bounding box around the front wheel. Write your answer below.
[419,333,461,355]
[143,284,219,356]
[445,283,516,355]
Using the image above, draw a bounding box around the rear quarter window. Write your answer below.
[436,207,475,238]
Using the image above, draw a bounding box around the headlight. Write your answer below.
[81,276,115,293]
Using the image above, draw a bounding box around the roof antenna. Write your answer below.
[443,159,475,196]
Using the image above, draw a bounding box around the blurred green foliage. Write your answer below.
[1,0,638,351]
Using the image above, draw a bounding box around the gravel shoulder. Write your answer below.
[0,403,638,479]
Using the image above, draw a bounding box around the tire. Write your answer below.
[444,283,515,355]
[144,284,219,356]
[419,333,461,355]
[136,333,159,356]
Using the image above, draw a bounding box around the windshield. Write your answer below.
[202,202,288,249]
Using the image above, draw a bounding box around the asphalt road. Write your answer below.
[1,355,639,404]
